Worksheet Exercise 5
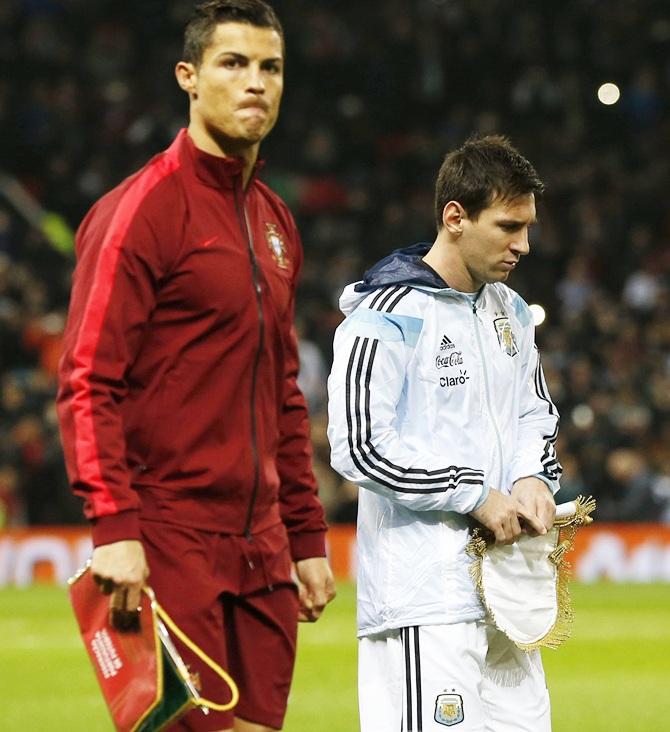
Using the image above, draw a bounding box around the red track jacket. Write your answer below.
[57,130,327,559]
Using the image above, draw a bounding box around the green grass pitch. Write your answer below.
[1,581,669,730]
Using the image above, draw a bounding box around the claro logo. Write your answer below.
[440,370,470,388]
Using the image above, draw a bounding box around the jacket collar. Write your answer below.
[175,128,265,190]
[353,242,487,304]
[355,242,449,292]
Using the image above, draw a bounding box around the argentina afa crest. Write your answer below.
[265,222,289,269]
[493,316,518,357]
[434,692,464,726]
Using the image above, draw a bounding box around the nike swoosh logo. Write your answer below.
[200,236,218,248]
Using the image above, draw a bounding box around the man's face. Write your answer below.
[459,193,537,290]
[187,22,284,150]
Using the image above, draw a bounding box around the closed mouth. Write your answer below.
[238,101,269,113]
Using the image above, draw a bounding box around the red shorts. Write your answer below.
[140,519,299,731]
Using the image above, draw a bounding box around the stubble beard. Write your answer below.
[204,120,268,155]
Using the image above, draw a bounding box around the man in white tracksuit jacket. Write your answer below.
[328,136,562,731]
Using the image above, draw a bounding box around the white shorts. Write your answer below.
[358,621,551,731]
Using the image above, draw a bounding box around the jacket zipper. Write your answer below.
[234,184,264,542]
[471,293,504,490]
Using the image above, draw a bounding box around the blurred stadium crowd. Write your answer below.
[0,0,669,528]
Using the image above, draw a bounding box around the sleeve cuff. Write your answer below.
[91,510,142,547]
[530,473,560,496]
[472,483,491,510]
[288,530,327,561]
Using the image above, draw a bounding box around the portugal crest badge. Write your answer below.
[434,692,464,726]
[265,222,289,269]
[493,316,518,357]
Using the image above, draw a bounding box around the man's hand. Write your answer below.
[90,540,149,631]
[512,477,556,536]
[470,488,523,545]
[293,557,336,623]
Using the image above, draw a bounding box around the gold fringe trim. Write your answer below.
[467,495,596,651]
[548,540,571,565]
[554,495,597,528]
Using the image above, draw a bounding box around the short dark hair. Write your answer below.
[434,135,544,229]
[183,0,284,67]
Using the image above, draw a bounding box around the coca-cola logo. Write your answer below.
[435,351,463,369]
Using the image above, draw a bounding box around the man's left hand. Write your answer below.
[293,557,336,622]
[512,477,556,536]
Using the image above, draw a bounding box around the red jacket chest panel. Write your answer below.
[155,186,294,331]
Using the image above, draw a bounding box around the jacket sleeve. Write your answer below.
[57,195,170,547]
[508,312,562,493]
[276,223,327,561]
[327,299,487,513]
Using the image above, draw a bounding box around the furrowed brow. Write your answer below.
[215,51,249,62]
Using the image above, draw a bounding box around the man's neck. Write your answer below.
[423,242,478,293]
[187,123,259,188]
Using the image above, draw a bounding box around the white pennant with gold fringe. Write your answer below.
[466,496,596,651]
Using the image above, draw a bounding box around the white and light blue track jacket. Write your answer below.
[327,243,561,637]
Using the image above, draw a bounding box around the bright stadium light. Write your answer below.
[529,303,546,326]
[597,82,620,105]
[571,404,594,430]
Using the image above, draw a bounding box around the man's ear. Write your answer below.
[175,61,198,99]
[442,201,466,236]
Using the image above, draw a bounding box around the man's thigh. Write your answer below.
[140,520,298,732]
[359,623,489,732]
[480,624,551,732]
[226,586,298,730]
[141,520,235,731]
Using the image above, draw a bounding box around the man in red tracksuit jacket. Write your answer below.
[56,2,335,730]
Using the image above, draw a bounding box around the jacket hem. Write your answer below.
[357,607,485,638]
[137,486,283,534]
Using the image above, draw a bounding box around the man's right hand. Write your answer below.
[470,488,523,545]
[90,540,149,629]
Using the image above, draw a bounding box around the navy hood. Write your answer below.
[354,242,448,292]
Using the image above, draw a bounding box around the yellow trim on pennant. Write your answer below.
[152,599,240,712]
